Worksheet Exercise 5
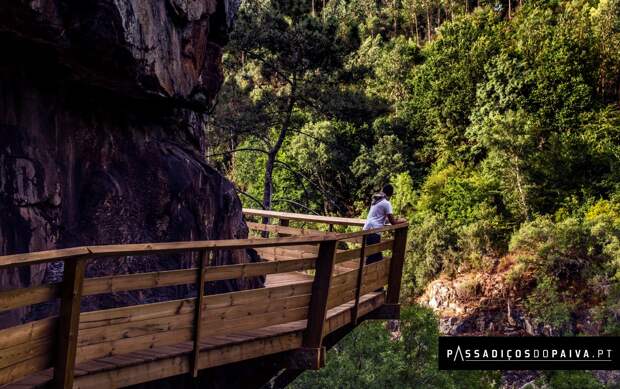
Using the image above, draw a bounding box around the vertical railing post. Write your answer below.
[261,215,270,238]
[351,237,367,325]
[386,225,408,305]
[192,249,209,377]
[278,218,290,237]
[297,239,337,369]
[54,255,88,389]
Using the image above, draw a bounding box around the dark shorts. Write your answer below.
[365,233,382,264]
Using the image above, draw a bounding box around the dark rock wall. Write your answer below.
[0,0,256,327]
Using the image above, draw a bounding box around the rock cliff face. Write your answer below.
[0,0,255,327]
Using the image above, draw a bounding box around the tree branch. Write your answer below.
[274,159,344,213]
[234,187,265,209]
[206,147,270,158]
[271,199,321,215]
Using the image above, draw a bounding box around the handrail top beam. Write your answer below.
[0,224,407,269]
[243,208,366,226]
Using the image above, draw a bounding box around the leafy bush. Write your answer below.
[585,199,620,281]
[403,215,459,297]
[524,275,572,334]
[457,205,508,270]
[544,370,605,389]
[593,283,620,336]
[510,200,620,334]
[509,216,596,280]
[291,306,500,389]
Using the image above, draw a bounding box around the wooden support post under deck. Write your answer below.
[278,218,290,237]
[192,249,209,377]
[299,239,337,369]
[54,256,88,389]
[386,226,408,305]
[351,237,366,325]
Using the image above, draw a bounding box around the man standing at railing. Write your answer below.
[363,184,407,264]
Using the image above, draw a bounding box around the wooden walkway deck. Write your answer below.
[0,210,408,389]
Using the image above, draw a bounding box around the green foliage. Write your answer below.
[524,275,572,334]
[593,283,620,336]
[402,164,508,292]
[417,165,501,227]
[218,4,620,380]
[509,216,595,280]
[468,0,620,220]
[390,172,418,219]
[404,9,503,163]
[291,306,500,388]
[543,370,606,389]
[510,201,620,282]
[351,135,408,199]
[509,199,620,333]
[404,215,458,296]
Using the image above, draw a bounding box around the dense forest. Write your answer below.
[208,0,620,387]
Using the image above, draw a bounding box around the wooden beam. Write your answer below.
[301,239,337,366]
[335,239,393,263]
[0,317,57,351]
[386,226,408,305]
[54,256,88,389]
[247,222,362,243]
[0,236,338,269]
[192,250,208,377]
[0,223,406,270]
[0,283,59,312]
[81,256,318,296]
[243,208,366,227]
[246,221,326,237]
[83,268,196,296]
[351,238,366,325]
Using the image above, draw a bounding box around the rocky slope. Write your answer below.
[0,0,259,327]
[417,257,620,388]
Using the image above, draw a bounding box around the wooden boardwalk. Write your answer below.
[0,210,408,388]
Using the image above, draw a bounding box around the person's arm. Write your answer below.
[384,201,407,225]
[387,213,407,225]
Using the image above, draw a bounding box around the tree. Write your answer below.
[210,0,351,221]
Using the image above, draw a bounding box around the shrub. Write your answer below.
[403,215,459,297]
[509,216,596,280]
[544,370,605,389]
[524,275,572,334]
[291,306,500,389]
[457,204,509,270]
[592,283,620,336]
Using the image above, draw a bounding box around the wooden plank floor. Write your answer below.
[3,289,385,389]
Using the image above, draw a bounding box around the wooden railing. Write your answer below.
[0,209,408,388]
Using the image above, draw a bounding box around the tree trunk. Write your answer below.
[260,93,295,232]
[414,11,420,45]
[426,8,432,41]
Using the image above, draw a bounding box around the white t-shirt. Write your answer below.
[363,199,393,230]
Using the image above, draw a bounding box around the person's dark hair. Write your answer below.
[382,184,394,197]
